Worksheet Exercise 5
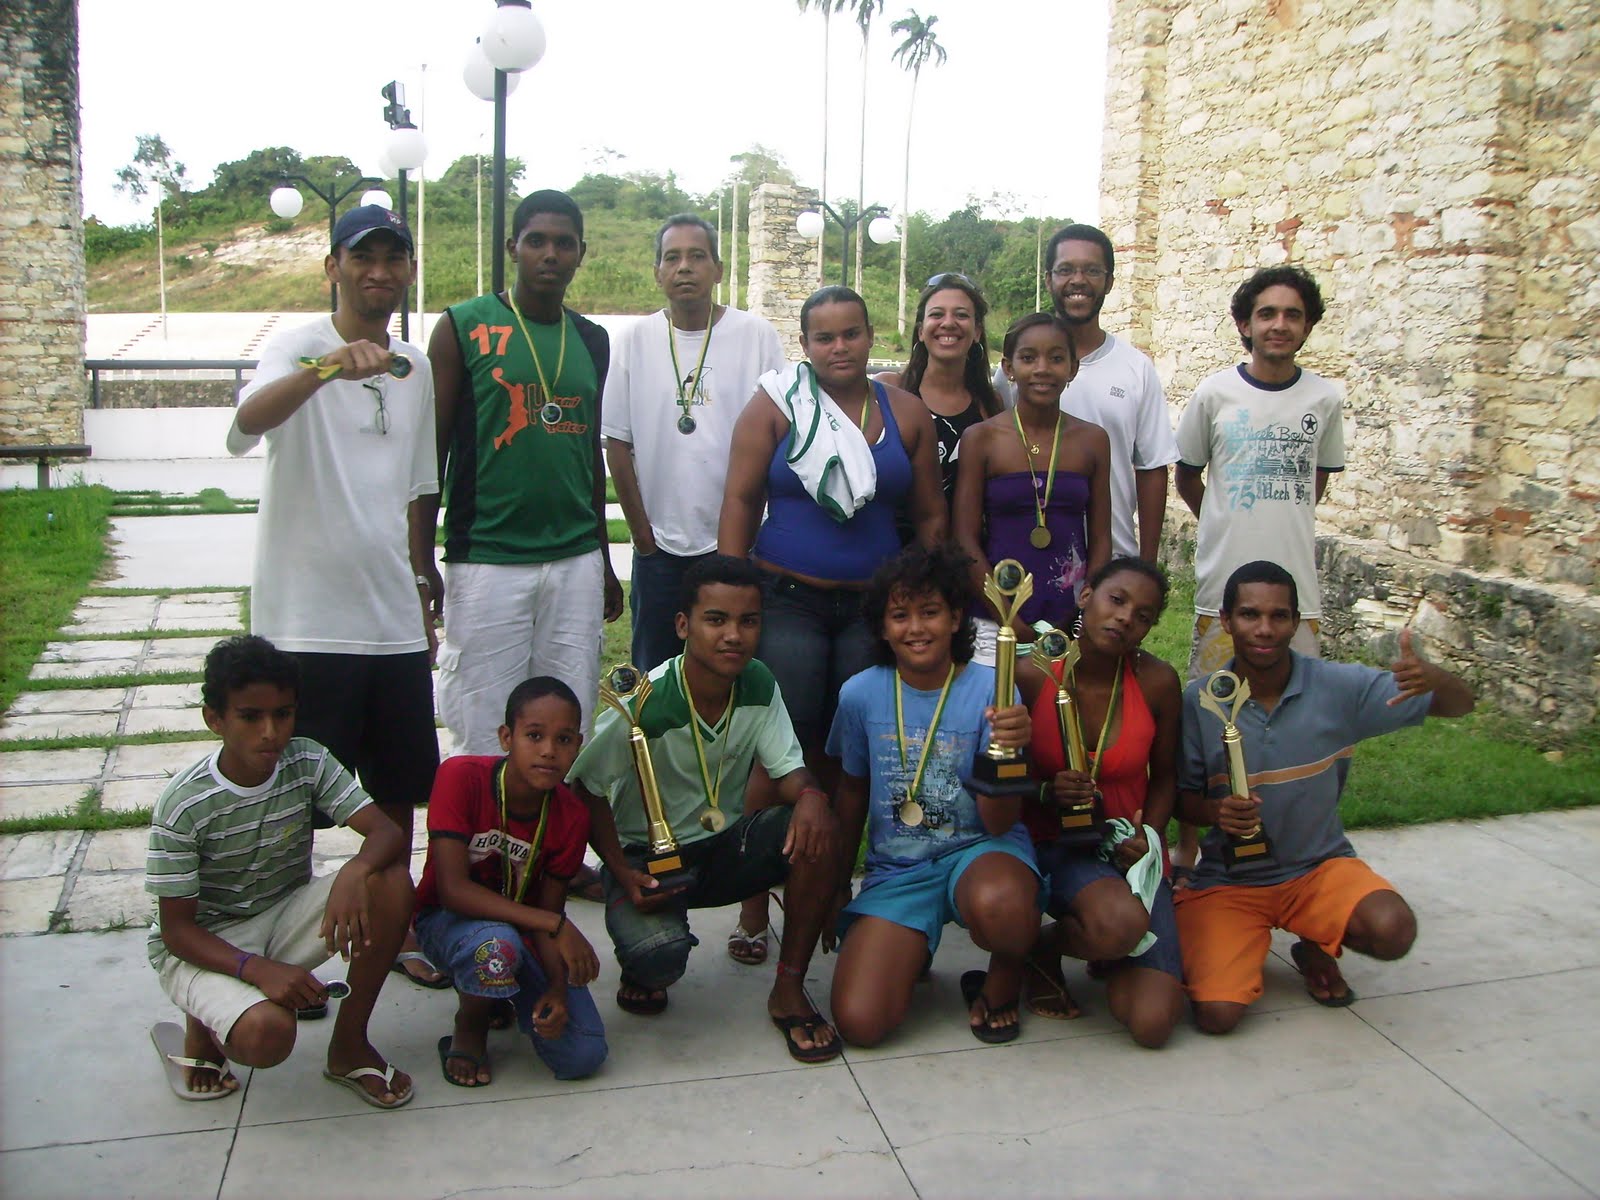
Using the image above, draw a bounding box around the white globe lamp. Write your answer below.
[796,210,825,239]
[375,149,397,179]
[269,186,304,220]
[361,189,393,209]
[481,4,546,72]
[386,126,428,172]
[868,214,898,245]
[463,41,523,101]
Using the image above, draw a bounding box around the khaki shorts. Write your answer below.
[155,872,339,1042]
[1188,615,1321,682]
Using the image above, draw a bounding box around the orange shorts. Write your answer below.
[1173,857,1395,1005]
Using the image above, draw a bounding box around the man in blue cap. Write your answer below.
[226,204,449,993]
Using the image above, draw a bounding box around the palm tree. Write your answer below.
[797,0,848,284]
[890,10,947,337]
[849,0,885,296]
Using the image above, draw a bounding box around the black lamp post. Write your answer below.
[798,201,891,287]
[381,80,418,340]
[270,171,382,311]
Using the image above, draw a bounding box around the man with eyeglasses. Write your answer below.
[227,203,448,992]
[602,213,784,672]
[993,223,1178,563]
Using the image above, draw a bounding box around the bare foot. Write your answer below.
[326,1040,412,1107]
[182,1015,239,1094]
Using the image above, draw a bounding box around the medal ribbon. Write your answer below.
[893,663,956,804]
[678,658,736,821]
[1063,656,1124,783]
[665,310,716,426]
[1013,405,1062,537]
[494,760,552,904]
[505,295,568,420]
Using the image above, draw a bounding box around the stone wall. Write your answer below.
[1104,0,1600,729]
[747,183,822,360]
[0,0,84,447]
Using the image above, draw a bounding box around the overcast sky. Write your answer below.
[80,0,1109,230]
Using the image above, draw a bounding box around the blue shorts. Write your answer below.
[1034,841,1182,981]
[415,908,608,1080]
[839,827,1042,957]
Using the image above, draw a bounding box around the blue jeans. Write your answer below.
[416,909,608,1080]
[755,570,877,748]
[629,548,714,672]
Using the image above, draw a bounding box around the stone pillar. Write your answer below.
[747,182,821,360]
[0,0,85,447]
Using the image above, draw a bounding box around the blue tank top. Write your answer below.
[754,381,912,583]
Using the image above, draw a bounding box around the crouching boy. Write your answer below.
[146,635,414,1109]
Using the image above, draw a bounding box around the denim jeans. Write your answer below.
[754,570,877,748]
[629,548,714,672]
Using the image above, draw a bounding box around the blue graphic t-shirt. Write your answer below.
[828,662,1017,875]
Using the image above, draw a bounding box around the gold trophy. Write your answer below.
[1030,627,1103,849]
[597,663,694,909]
[970,559,1036,796]
[1197,669,1271,868]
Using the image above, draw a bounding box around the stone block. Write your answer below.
[0,748,106,783]
[61,871,153,931]
[0,710,118,741]
[79,828,149,873]
[0,830,82,881]
[7,688,125,715]
[0,876,62,934]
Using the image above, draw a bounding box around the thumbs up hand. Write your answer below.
[1388,627,1436,706]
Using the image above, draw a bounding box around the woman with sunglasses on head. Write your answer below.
[875,274,1003,514]
[1017,557,1185,1048]
[719,285,947,959]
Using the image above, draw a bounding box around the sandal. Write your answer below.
[727,922,770,966]
[151,1022,239,1101]
[321,1062,413,1110]
[436,1034,490,1088]
[770,1012,842,1064]
[960,969,1021,1045]
[615,981,669,1016]
[390,950,452,990]
[1290,940,1357,1007]
[1024,957,1082,1021]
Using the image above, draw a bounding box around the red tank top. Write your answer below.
[1023,656,1155,845]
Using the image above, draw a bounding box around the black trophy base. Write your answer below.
[1222,833,1272,870]
[970,749,1036,798]
[636,852,695,912]
[1056,802,1104,851]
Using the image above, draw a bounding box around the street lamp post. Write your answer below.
[381,80,428,340]
[463,0,547,296]
[269,171,382,311]
[796,203,897,288]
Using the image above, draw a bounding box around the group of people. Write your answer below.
[144,194,1475,1110]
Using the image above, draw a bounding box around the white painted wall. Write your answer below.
[83,407,255,460]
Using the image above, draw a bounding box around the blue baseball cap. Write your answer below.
[331,204,414,254]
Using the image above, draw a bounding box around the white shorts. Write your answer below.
[155,872,339,1043]
[436,552,605,754]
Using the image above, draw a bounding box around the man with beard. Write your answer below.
[994,224,1177,562]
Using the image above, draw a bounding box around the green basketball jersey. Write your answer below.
[442,292,604,563]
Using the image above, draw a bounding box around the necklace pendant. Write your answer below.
[1029,442,1041,455]
[539,400,563,427]
[699,807,726,833]
[677,413,697,435]
[1030,524,1053,549]
[894,793,924,828]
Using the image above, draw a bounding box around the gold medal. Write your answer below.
[896,796,924,827]
[699,807,727,833]
[1029,524,1053,549]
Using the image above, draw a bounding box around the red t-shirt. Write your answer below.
[415,755,590,911]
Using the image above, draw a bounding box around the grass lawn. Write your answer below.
[0,486,115,715]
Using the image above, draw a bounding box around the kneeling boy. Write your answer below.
[146,636,414,1108]
[415,677,607,1087]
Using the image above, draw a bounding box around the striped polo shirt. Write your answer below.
[145,737,370,965]
[1179,653,1430,889]
[569,654,805,850]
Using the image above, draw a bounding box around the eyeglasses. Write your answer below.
[925,272,977,291]
[362,379,389,435]
[1049,264,1108,282]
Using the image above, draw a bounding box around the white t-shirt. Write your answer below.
[602,306,784,556]
[227,316,437,654]
[1175,363,1346,618]
[994,332,1178,558]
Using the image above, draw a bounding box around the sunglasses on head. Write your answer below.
[925,272,977,291]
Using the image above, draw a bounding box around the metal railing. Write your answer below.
[84,359,258,409]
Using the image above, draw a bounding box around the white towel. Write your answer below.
[760,362,878,523]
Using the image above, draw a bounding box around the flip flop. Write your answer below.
[770,1012,842,1064]
[1023,958,1082,1021]
[151,1022,239,1102]
[391,950,452,990]
[322,1062,414,1110]
[436,1034,490,1088]
[1290,940,1357,1007]
[960,970,1021,1045]
[727,922,770,966]
[615,982,669,1016]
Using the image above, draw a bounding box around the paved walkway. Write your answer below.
[0,496,1597,1198]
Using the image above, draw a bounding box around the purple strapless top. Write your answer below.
[983,470,1090,629]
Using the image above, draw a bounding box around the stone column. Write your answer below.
[747,182,821,361]
[0,0,85,447]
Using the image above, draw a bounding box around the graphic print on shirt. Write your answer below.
[871,723,977,860]
[489,367,588,450]
[466,827,539,892]
[678,364,715,408]
[1041,541,1087,608]
[1218,407,1317,511]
